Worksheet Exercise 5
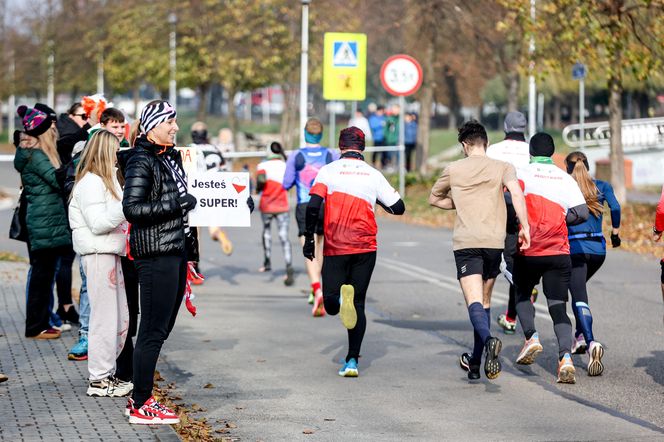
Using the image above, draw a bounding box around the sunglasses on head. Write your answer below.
[73,113,88,120]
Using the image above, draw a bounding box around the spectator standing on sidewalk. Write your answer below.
[348,109,373,145]
[69,130,132,398]
[404,112,418,172]
[368,106,386,168]
[121,100,198,425]
[14,105,72,340]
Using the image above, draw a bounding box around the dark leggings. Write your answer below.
[569,253,605,338]
[26,246,66,336]
[503,232,518,319]
[55,246,76,306]
[115,257,140,382]
[514,255,573,358]
[132,255,187,407]
[322,252,377,362]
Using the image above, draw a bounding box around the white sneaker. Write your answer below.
[110,376,134,397]
[52,323,72,332]
[571,334,587,354]
[86,377,114,397]
[587,341,604,376]
[516,332,543,365]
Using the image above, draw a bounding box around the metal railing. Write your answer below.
[0,145,408,196]
[562,117,664,150]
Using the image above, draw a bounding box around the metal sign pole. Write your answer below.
[329,102,336,148]
[398,95,406,197]
[579,77,585,149]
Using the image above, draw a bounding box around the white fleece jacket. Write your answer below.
[69,172,128,256]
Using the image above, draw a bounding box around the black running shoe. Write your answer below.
[483,337,502,380]
[459,352,480,380]
[459,353,470,371]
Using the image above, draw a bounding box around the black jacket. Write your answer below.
[56,114,90,165]
[119,136,198,261]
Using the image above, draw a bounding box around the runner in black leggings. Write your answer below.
[513,134,589,384]
[565,151,621,376]
[304,127,404,377]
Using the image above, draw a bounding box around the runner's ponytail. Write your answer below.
[565,151,602,217]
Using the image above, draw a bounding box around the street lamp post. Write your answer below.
[299,0,310,147]
[168,12,177,143]
[47,40,55,109]
[8,52,15,143]
[527,0,537,138]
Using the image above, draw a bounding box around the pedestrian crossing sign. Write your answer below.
[333,41,358,67]
[324,32,367,101]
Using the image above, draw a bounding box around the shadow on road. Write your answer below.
[634,351,664,387]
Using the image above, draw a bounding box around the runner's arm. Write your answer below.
[600,180,621,230]
[377,199,405,215]
[255,171,266,193]
[655,184,664,233]
[504,179,530,250]
[429,167,452,210]
[282,153,297,190]
[304,194,324,236]
[566,203,590,226]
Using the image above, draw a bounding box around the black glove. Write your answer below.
[303,234,315,261]
[178,193,197,212]
[610,233,621,248]
[13,130,21,148]
[247,196,255,213]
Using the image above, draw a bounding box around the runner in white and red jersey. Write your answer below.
[256,142,293,286]
[303,127,405,377]
[652,185,664,324]
[487,112,533,335]
[512,133,589,384]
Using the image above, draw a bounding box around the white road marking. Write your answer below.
[378,256,552,321]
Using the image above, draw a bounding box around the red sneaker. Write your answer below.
[128,396,179,425]
[28,328,61,339]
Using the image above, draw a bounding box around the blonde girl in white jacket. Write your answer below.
[69,130,131,397]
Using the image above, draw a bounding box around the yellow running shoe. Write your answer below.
[339,284,357,330]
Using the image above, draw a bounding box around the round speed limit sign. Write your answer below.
[380,54,423,96]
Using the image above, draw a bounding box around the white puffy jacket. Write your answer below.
[69,172,128,256]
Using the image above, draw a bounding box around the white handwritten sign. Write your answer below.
[176,146,199,177]
[187,171,251,227]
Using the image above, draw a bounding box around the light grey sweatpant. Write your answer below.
[82,254,129,381]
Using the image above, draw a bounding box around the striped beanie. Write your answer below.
[17,105,51,137]
[139,101,177,135]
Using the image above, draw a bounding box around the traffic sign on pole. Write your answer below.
[323,32,367,101]
[380,54,422,97]
[572,62,586,80]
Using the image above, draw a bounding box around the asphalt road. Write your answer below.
[1,160,664,440]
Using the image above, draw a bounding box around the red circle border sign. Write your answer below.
[380,54,423,97]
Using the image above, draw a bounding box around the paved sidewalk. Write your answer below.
[0,261,179,441]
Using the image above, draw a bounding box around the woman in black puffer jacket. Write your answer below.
[120,100,198,424]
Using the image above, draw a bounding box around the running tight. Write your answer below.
[261,212,292,267]
[569,253,605,343]
[322,252,376,362]
[514,255,573,358]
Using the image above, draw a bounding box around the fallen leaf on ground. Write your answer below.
[204,383,215,389]
[226,422,238,429]
[256,359,266,363]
